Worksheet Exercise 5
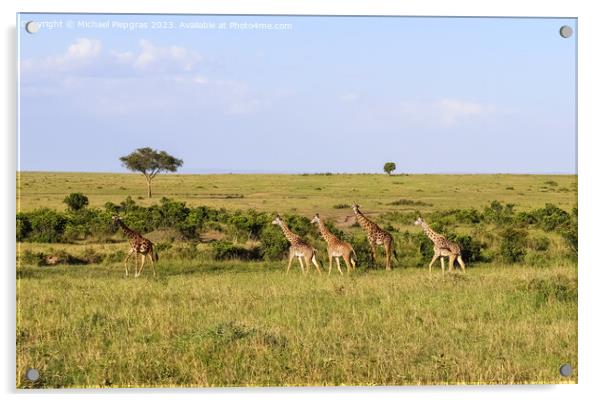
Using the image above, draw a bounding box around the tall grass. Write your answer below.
[17,261,577,387]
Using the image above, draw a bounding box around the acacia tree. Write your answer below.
[120,147,183,198]
[383,162,396,176]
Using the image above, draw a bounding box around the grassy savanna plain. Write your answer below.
[16,172,577,387]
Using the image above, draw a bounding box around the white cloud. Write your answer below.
[113,39,203,73]
[22,38,102,73]
[436,98,493,126]
[21,38,276,117]
[66,38,102,59]
[399,98,495,127]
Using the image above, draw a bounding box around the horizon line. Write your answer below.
[16,170,578,175]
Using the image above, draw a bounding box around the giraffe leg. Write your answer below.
[428,254,438,275]
[369,241,377,267]
[136,254,146,278]
[123,249,135,277]
[311,254,321,274]
[440,257,445,276]
[328,255,333,275]
[149,252,156,277]
[343,254,352,274]
[449,255,456,272]
[335,257,344,275]
[133,252,140,276]
[457,255,466,272]
[286,250,294,274]
[384,241,392,271]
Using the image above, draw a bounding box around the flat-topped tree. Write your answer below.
[120,147,183,198]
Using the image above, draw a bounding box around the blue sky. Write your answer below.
[18,14,576,174]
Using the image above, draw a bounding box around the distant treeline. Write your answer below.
[17,196,577,268]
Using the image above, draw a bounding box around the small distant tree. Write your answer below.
[63,192,89,211]
[383,162,396,176]
[120,147,183,198]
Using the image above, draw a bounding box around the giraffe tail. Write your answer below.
[153,248,159,262]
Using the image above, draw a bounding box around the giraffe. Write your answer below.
[272,215,321,274]
[112,215,158,277]
[311,213,357,275]
[414,216,465,275]
[351,202,393,270]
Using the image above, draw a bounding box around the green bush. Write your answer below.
[560,211,577,256]
[63,192,89,211]
[211,241,262,261]
[16,213,32,241]
[259,225,290,260]
[387,199,432,207]
[390,231,427,268]
[448,234,485,264]
[155,197,191,228]
[499,228,528,263]
[283,214,314,238]
[19,250,46,266]
[453,208,483,224]
[515,211,537,225]
[483,201,515,225]
[531,204,571,231]
[62,224,87,243]
[27,209,68,243]
[227,210,270,243]
[529,236,551,252]
[348,234,374,268]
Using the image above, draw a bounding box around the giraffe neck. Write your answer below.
[354,208,377,231]
[278,222,301,244]
[420,221,443,243]
[317,219,337,243]
[117,219,139,240]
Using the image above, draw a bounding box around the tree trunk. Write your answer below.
[146,178,152,198]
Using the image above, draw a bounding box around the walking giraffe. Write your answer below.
[272,215,321,274]
[112,215,158,277]
[351,202,393,270]
[311,213,357,275]
[414,216,465,275]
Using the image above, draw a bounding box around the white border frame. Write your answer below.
[3,1,600,402]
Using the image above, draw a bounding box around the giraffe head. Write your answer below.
[271,215,283,226]
[414,216,424,226]
[351,202,360,213]
[112,214,122,223]
[310,213,321,225]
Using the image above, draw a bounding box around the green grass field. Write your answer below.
[17,172,577,216]
[16,172,578,387]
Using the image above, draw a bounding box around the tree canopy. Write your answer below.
[383,162,396,175]
[120,147,183,198]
